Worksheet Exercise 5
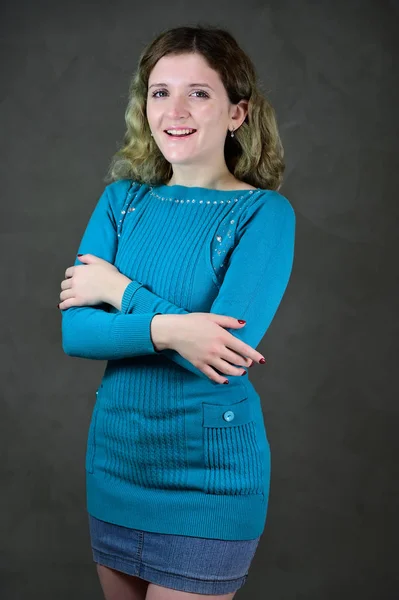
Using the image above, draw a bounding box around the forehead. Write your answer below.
[149,53,221,86]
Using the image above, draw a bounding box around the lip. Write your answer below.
[164,128,197,140]
[164,127,197,132]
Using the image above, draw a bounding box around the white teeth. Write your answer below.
[166,129,195,136]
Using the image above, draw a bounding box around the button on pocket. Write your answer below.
[223,410,235,422]
[202,397,264,496]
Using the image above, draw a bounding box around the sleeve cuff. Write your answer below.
[121,280,144,313]
[113,312,163,354]
[121,281,172,315]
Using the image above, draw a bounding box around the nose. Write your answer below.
[166,95,190,119]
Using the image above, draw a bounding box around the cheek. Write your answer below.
[146,103,161,124]
[196,105,223,127]
[146,105,154,124]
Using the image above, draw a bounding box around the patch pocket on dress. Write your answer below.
[202,397,263,496]
[85,390,100,474]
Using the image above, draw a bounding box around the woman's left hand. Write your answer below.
[58,254,120,309]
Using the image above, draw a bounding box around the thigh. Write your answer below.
[146,583,236,599]
[96,564,149,600]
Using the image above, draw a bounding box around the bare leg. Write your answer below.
[96,564,150,600]
[145,583,236,599]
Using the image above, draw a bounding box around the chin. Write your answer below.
[162,153,197,165]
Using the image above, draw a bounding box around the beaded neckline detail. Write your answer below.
[149,185,262,205]
[116,182,263,238]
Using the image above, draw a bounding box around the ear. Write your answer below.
[230,99,249,130]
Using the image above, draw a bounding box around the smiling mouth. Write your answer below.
[164,130,197,137]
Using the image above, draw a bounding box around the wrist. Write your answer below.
[150,314,182,351]
[105,273,132,311]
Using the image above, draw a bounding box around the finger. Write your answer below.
[212,356,248,377]
[60,278,73,291]
[210,314,248,329]
[201,364,230,385]
[58,299,79,310]
[58,296,85,310]
[58,299,72,310]
[221,347,253,368]
[77,254,100,262]
[59,288,76,303]
[227,337,265,364]
[65,266,75,278]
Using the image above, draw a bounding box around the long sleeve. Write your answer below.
[120,191,296,381]
[60,182,162,360]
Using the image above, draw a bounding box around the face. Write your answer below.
[146,53,246,169]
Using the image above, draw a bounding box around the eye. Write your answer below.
[150,89,210,99]
[191,90,209,98]
[151,89,167,98]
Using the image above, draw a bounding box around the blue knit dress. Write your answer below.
[61,179,296,543]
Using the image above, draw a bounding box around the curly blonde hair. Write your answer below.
[105,23,285,191]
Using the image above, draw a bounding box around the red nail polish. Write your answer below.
[77,254,82,257]
[259,358,266,364]
[237,319,246,324]
[249,361,254,368]
[241,371,247,376]
[223,379,229,384]
[57,304,60,309]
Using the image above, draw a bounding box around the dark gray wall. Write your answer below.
[1,1,398,598]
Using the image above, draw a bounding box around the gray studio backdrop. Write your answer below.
[1,1,398,599]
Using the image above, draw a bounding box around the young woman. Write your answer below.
[59,24,296,600]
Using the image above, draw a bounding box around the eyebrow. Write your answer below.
[148,83,214,90]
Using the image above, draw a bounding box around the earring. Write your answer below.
[230,128,235,138]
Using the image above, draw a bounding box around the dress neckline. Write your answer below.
[152,183,261,197]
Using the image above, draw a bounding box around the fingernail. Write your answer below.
[241,371,247,376]
[259,358,266,364]
[223,379,229,384]
[57,304,60,309]
[237,319,246,324]
[77,254,83,257]
[249,361,254,368]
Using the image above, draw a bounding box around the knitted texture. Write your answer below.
[61,179,296,540]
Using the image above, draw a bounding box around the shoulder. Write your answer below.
[105,178,138,202]
[259,189,295,218]
[102,178,143,213]
[240,189,296,229]
[234,189,296,249]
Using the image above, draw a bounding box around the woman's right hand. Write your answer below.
[162,313,266,384]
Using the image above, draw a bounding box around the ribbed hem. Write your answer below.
[130,285,162,313]
[87,472,267,541]
[112,312,162,355]
[124,283,188,317]
[121,280,144,313]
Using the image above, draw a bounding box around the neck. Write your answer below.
[166,168,237,191]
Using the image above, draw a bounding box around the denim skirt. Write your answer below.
[88,513,261,594]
